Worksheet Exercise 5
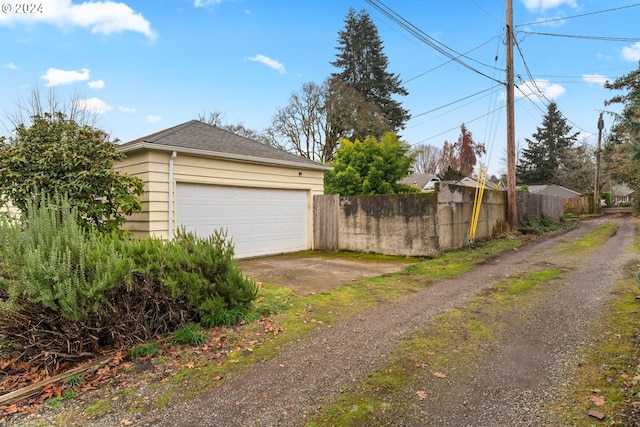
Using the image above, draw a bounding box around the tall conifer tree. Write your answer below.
[517,102,578,185]
[331,8,410,134]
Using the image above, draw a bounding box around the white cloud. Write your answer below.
[582,74,609,86]
[194,0,223,7]
[521,0,577,12]
[74,97,113,114]
[41,67,90,86]
[119,106,136,113]
[0,0,156,39]
[88,79,105,89]
[515,79,565,100]
[3,62,17,69]
[248,54,286,74]
[621,42,640,62]
[147,115,161,123]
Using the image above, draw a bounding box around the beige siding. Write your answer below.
[116,149,171,239]
[116,149,326,246]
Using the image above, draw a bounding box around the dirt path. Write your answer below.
[141,216,638,426]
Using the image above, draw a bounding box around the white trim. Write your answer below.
[167,151,177,241]
[118,142,332,172]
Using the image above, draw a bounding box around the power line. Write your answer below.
[517,3,640,27]
[412,87,496,119]
[404,36,501,84]
[519,31,640,43]
[513,38,593,135]
[364,0,504,85]
[469,0,503,23]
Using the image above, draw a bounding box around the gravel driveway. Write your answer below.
[137,214,637,426]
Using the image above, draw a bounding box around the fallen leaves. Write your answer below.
[431,372,447,378]
[588,395,605,407]
[0,311,286,422]
[587,409,606,420]
[416,390,427,400]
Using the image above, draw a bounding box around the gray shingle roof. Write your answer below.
[399,173,440,190]
[119,120,330,171]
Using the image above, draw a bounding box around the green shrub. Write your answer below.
[0,199,257,369]
[203,307,246,328]
[115,228,258,327]
[0,196,132,321]
[173,323,206,346]
[518,213,536,229]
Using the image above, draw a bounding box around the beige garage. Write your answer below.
[116,120,330,258]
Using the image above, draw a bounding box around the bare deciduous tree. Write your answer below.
[3,84,100,136]
[269,81,327,162]
[412,144,442,174]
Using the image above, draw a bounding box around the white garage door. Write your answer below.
[176,183,308,258]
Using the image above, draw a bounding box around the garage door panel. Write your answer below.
[176,183,307,258]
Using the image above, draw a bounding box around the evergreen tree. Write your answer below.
[604,63,640,209]
[331,8,410,135]
[517,102,578,185]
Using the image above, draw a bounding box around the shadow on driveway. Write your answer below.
[239,253,417,296]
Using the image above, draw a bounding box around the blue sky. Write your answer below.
[1,0,639,176]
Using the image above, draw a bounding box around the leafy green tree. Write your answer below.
[0,112,144,232]
[517,102,579,185]
[324,133,417,196]
[331,8,410,135]
[604,63,640,209]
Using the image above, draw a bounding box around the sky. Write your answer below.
[1,0,639,177]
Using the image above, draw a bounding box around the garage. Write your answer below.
[116,120,330,257]
[177,183,308,258]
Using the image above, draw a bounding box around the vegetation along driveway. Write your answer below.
[133,213,639,426]
[13,214,638,426]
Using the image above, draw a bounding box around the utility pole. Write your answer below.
[594,112,604,213]
[505,0,517,229]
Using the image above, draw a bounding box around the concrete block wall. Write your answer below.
[337,193,439,257]
[437,182,506,251]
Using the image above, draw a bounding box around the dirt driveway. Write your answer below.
[139,215,637,427]
[239,253,416,295]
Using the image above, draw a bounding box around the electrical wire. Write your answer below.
[364,0,504,85]
[513,38,594,135]
[517,3,640,27]
[519,31,640,43]
[404,36,501,84]
[411,87,496,119]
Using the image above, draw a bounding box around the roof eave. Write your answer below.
[118,142,333,171]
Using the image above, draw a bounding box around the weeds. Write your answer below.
[172,323,206,346]
[128,342,159,359]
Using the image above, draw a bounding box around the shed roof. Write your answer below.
[119,120,331,171]
[399,173,440,190]
[525,184,581,198]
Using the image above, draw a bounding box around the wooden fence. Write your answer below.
[515,191,564,222]
[564,196,592,215]
[313,194,339,251]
